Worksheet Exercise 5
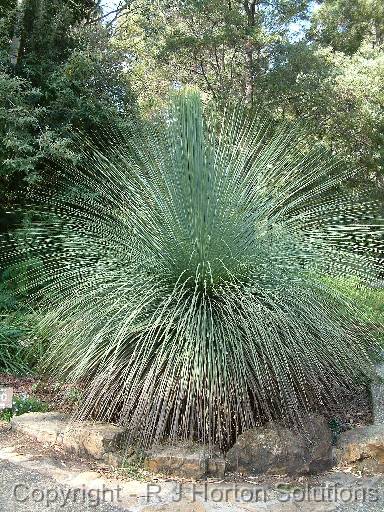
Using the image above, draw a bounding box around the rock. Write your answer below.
[0,420,11,431]
[11,411,125,461]
[103,450,125,467]
[338,358,384,469]
[335,424,384,464]
[226,414,332,476]
[74,422,124,459]
[11,412,67,444]
[144,442,225,480]
[354,457,384,475]
[141,503,208,512]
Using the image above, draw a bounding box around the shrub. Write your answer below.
[12,393,49,416]
[0,393,49,421]
[0,318,29,374]
[0,311,46,375]
[325,276,384,329]
[2,92,383,449]
[0,260,47,375]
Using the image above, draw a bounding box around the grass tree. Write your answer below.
[3,91,384,449]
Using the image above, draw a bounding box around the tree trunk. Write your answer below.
[243,0,258,105]
[244,40,254,104]
[9,0,24,66]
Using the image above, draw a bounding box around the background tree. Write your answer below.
[309,0,384,54]
[0,0,137,356]
[117,0,309,108]
[0,0,136,218]
[117,0,384,185]
[264,42,384,184]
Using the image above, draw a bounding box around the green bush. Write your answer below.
[0,258,47,374]
[3,92,383,449]
[0,311,46,374]
[325,276,384,328]
[0,317,29,374]
[0,393,49,421]
[13,393,49,416]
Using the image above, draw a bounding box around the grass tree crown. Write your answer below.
[5,91,384,449]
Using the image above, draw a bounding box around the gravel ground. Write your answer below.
[2,456,384,512]
[0,460,126,512]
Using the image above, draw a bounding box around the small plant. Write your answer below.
[328,417,348,444]
[0,409,12,422]
[65,387,82,405]
[13,393,49,416]
[0,393,49,421]
[118,452,146,480]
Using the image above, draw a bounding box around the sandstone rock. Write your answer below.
[226,414,332,476]
[11,412,67,444]
[144,443,225,480]
[103,449,125,467]
[75,422,124,459]
[335,424,384,464]
[11,412,125,461]
[354,457,384,475]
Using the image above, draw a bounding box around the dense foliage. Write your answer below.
[0,0,136,215]
[0,0,136,372]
